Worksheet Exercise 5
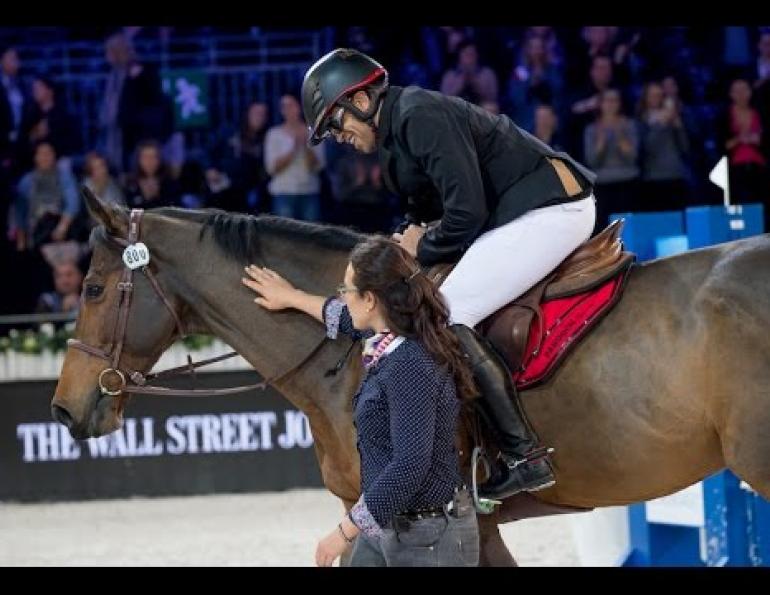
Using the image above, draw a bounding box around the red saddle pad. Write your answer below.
[513,271,629,390]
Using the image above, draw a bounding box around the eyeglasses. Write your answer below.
[317,106,346,142]
[327,106,346,132]
[336,283,358,298]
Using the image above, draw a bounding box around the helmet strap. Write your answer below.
[338,84,387,134]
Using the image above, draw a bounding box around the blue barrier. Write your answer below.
[622,471,770,567]
[655,235,689,258]
[685,204,764,249]
[703,472,770,565]
[623,499,704,566]
[611,204,769,566]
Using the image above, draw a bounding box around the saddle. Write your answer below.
[430,219,635,390]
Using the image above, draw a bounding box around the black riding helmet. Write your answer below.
[301,48,389,146]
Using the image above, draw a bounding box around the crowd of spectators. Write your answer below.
[1,26,769,317]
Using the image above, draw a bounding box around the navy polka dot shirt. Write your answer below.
[323,297,463,537]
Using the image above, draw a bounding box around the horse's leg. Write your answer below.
[478,511,518,567]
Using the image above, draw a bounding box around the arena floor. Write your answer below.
[0,489,581,566]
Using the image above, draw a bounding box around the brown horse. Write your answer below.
[53,191,770,566]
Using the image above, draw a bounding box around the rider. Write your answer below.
[301,48,597,501]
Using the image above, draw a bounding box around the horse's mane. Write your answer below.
[153,207,369,263]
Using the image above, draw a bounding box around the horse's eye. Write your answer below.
[85,285,104,299]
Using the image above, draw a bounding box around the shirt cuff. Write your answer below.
[322,296,345,339]
[349,495,384,538]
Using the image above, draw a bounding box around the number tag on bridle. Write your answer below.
[122,242,150,270]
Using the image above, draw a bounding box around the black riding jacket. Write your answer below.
[376,85,597,266]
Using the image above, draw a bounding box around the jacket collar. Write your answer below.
[376,86,403,195]
[375,85,402,150]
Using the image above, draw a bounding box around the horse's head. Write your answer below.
[52,189,185,439]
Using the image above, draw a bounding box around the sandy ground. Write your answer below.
[0,489,582,566]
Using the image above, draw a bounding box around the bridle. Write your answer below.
[67,209,333,398]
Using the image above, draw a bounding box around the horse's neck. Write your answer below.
[153,217,356,408]
[152,218,364,501]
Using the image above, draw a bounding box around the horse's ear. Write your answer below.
[81,186,128,236]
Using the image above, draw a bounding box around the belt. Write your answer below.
[396,506,446,521]
[395,487,471,522]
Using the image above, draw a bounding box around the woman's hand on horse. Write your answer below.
[242,265,298,310]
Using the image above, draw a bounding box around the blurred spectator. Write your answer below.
[756,30,770,82]
[754,32,770,160]
[205,101,271,214]
[637,81,691,211]
[718,79,768,205]
[438,27,473,68]
[14,141,80,252]
[569,55,616,157]
[35,258,83,315]
[123,139,180,209]
[571,26,637,89]
[82,151,125,206]
[440,40,498,104]
[661,75,697,130]
[27,76,82,164]
[264,94,325,221]
[584,89,639,231]
[0,46,34,166]
[505,33,564,132]
[98,32,133,171]
[533,104,565,151]
[98,32,174,172]
[526,27,564,67]
[326,143,396,233]
[236,101,271,212]
[442,27,472,56]
[567,27,615,88]
[1,46,35,244]
[177,159,209,209]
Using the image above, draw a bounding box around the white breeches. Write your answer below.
[440,196,597,327]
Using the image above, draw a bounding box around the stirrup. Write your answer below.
[471,446,502,514]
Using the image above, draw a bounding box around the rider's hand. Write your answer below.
[392,224,426,258]
[242,265,298,311]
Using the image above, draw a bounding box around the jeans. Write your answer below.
[271,193,320,221]
[349,504,480,567]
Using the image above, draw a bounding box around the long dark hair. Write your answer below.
[349,237,478,401]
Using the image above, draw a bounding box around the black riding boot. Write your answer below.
[451,324,556,500]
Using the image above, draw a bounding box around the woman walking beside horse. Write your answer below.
[242,237,480,567]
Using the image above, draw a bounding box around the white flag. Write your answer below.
[709,156,731,207]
